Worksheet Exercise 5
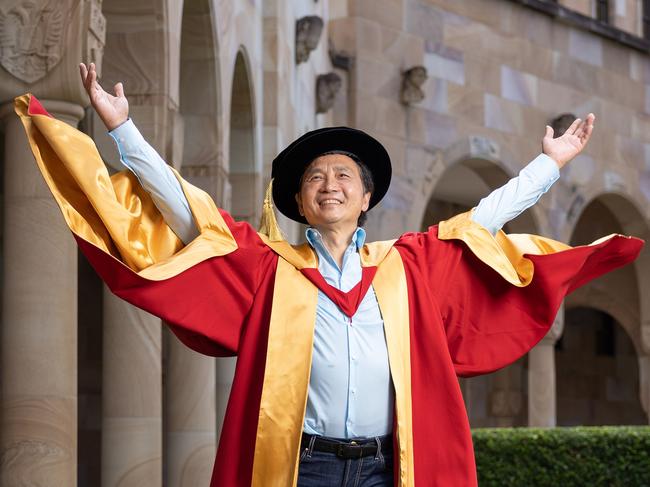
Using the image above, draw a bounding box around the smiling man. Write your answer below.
[13,63,643,487]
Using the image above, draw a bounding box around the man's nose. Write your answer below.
[320,175,339,192]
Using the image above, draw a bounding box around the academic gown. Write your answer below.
[16,94,643,487]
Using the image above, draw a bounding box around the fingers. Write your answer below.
[79,63,88,84]
[88,62,97,89]
[114,82,124,98]
[580,113,595,144]
[79,62,94,94]
[566,117,582,135]
[544,125,554,139]
[573,113,595,140]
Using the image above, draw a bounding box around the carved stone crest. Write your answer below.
[400,66,428,105]
[296,16,324,64]
[316,72,342,114]
[0,1,66,83]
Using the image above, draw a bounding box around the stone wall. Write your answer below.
[1,0,650,485]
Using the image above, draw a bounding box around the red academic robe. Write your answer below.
[16,94,643,487]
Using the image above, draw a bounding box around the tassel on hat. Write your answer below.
[258,178,285,242]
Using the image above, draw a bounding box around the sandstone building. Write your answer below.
[0,0,649,485]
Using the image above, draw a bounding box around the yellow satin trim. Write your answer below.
[373,248,415,487]
[360,239,397,267]
[259,233,397,270]
[15,94,237,280]
[251,257,319,487]
[258,235,318,269]
[438,211,573,287]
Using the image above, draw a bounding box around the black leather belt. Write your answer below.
[301,432,391,459]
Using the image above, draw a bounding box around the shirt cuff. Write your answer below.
[524,153,560,192]
[108,118,146,156]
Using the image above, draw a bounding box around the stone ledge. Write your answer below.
[509,0,650,52]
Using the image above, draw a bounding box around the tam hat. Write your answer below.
[259,126,392,240]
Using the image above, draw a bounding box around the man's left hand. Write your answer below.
[542,113,595,169]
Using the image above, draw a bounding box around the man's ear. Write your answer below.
[361,191,371,212]
[295,193,304,216]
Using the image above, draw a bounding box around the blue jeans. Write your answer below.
[297,435,394,487]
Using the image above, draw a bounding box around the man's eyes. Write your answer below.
[307,172,350,181]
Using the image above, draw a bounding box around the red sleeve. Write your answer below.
[77,212,275,357]
[395,225,643,377]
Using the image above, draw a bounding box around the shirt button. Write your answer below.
[351,388,356,394]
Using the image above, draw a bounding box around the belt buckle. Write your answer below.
[336,440,360,459]
[336,443,346,458]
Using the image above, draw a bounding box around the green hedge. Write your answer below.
[472,426,650,486]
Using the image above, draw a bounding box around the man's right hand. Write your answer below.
[79,62,129,131]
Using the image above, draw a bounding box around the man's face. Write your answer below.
[295,153,371,229]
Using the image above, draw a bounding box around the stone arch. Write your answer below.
[415,135,546,235]
[163,2,223,486]
[99,0,173,151]
[561,192,650,423]
[228,48,260,224]
[178,0,225,202]
[566,193,650,351]
[420,141,543,428]
[556,307,646,425]
[76,0,173,485]
[211,47,260,444]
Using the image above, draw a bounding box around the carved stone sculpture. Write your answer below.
[550,113,577,137]
[316,72,342,113]
[328,39,354,71]
[85,0,106,71]
[400,66,428,105]
[0,1,66,83]
[296,16,324,64]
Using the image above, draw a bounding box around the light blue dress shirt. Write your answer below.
[109,118,560,439]
[302,226,393,438]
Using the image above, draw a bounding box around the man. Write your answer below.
[14,62,642,487]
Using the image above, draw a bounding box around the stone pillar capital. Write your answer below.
[0,0,105,106]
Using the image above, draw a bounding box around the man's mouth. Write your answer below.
[319,199,342,206]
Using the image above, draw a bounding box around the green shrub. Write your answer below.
[472,426,650,487]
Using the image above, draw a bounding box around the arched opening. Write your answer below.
[557,193,650,425]
[423,157,537,233]
[422,157,538,427]
[178,0,222,199]
[78,0,172,483]
[556,307,645,425]
[161,3,222,485]
[228,51,259,224]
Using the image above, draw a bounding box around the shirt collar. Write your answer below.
[305,226,366,250]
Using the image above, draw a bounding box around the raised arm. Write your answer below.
[471,114,595,234]
[16,93,275,357]
[80,63,198,244]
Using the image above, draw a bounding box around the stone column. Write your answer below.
[0,100,83,486]
[216,357,237,441]
[528,308,564,427]
[165,331,216,486]
[102,287,162,486]
[639,355,650,424]
[527,337,557,427]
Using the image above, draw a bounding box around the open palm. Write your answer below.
[79,62,129,131]
[542,114,595,169]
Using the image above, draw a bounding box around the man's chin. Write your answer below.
[307,216,360,230]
